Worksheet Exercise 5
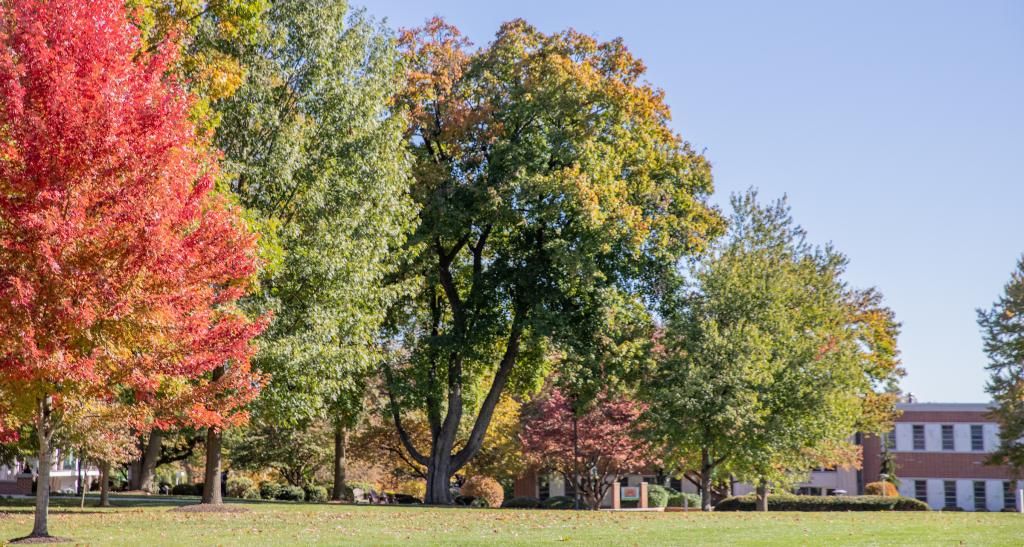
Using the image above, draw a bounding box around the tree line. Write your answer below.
[3,0,1017,541]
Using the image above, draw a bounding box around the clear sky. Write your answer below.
[359,0,1024,403]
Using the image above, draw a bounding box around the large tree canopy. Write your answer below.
[384,17,723,504]
[215,0,416,500]
[643,191,902,511]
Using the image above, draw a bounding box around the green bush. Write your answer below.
[668,491,701,508]
[276,485,306,502]
[716,494,931,512]
[647,484,671,508]
[259,481,283,500]
[241,486,261,500]
[502,496,541,509]
[170,483,202,496]
[540,496,576,510]
[304,485,328,503]
[226,477,254,499]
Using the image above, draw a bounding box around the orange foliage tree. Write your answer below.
[0,0,264,538]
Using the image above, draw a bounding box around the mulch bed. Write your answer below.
[170,504,250,514]
[9,536,74,544]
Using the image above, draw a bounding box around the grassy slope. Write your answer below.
[0,499,1021,546]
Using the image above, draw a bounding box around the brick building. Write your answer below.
[862,402,1022,511]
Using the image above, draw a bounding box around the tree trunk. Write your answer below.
[700,447,714,512]
[201,426,223,505]
[134,430,162,493]
[424,441,454,505]
[755,479,769,512]
[98,461,110,507]
[31,396,53,538]
[331,423,347,501]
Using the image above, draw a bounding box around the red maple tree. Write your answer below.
[0,0,264,538]
[520,388,653,510]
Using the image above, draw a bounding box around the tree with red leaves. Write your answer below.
[0,0,264,538]
[520,388,653,510]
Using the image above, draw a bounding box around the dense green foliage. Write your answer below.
[647,484,671,508]
[643,191,902,510]
[978,256,1024,472]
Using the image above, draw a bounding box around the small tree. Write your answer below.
[520,388,651,510]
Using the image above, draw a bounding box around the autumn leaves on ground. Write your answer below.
[0,500,1020,546]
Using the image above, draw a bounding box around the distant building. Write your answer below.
[0,450,99,496]
[862,402,1022,511]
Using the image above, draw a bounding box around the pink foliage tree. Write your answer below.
[520,388,653,509]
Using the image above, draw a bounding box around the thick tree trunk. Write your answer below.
[424,447,453,505]
[134,430,162,492]
[98,462,110,507]
[755,479,769,512]
[700,448,714,512]
[31,396,53,538]
[331,424,347,501]
[201,426,223,505]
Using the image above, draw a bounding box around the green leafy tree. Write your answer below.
[978,256,1024,472]
[384,18,723,504]
[644,191,902,511]
[214,0,416,502]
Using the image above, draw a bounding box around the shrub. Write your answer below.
[892,497,930,511]
[390,493,421,504]
[647,484,671,508]
[226,477,254,499]
[461,476,504,509]
[259,481,283,500]
[241,486,261,500]
[502,496,541,509]
[453,495,476,506]
[940,506,964,512]
[276,485,306,502]
[304,485,328,503]
[541,496,576,510]
[170,483,200,496]
[668,491,702,508]
[864,481,898,497]
[716,494,931,512]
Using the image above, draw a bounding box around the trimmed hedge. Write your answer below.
[716,494,930,512]
[540,496,576,510]
[462,476,505,509]
[647,484,671,508]
[502,496,541,509]
[170,483,203,496]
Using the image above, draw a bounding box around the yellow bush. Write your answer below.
[864,481,898,497]
[461,476,504,508]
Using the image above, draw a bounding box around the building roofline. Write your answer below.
[896,402,993,412]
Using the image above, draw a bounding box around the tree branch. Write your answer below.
[382,363,429,466]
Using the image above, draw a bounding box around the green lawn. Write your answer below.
[0,498,1021,545]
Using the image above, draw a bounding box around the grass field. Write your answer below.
[0,497,1021,545]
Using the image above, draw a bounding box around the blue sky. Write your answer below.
[360,0,1024,402]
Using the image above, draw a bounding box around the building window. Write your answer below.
[943,481,957,508]
[912,425,925,450]
[973,481,986,510]
[971,425,984,451]
[538,475,550,501]
[1004,481,1017,510]
[884,430,896,450]
[914,480,927,502]
[941,425,954,451]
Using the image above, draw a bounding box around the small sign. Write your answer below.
[621,486,640,501]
